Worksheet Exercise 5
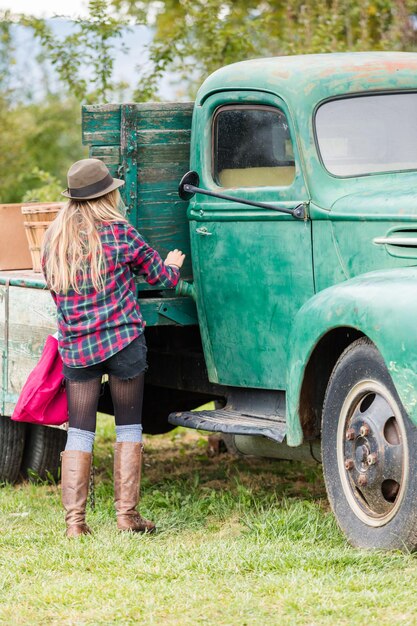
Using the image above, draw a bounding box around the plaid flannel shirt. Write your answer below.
[44,221,180,368]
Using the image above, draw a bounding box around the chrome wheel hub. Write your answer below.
[337,380,408,527]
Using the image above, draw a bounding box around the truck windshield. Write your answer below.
[213,105,295,188]
[315,93,417,177]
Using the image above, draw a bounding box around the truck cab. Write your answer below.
[174,52,417,551]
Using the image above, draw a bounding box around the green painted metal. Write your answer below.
[188,51,417,442]
[197,52,417,210]
[175,279,196,300]
[140,297,197,327]
[0,275,47,289]
[189,89,312,389]
[157,299,198,325]
[286,267,417,445]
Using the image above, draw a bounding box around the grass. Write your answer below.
[1,416,417,625]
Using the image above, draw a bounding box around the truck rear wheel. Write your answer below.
[322,337,417,551]
[0,416,26,484]
[21,424,67,483]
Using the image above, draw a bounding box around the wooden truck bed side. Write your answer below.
[82,102,194,283]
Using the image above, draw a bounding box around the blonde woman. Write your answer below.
[42,158,185,537]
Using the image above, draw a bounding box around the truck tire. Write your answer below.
[0,416,26,484]
[21,424,67,483]
[322,337,417,551]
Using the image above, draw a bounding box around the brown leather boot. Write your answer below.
[61,450,92,538]
[114,442,156,532]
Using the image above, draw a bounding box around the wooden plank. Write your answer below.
[137,129,191,146]
[134,106,194,131]
[120,104,139,223]
[82,103,193,144]
[89,145,121,164]
[137,189,184,204]
[0,269,46,289]
[135,116,193,132]
[137,194,192,278]
[133,102,194,113]
[82,104,121,146]
[138,163,190,185]
[83,103,121,113]
[137,144,191,165]
[82,131,121,146]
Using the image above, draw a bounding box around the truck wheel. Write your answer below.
[0,416,26,484]
[21,424,67,483]
[322,337,417,551]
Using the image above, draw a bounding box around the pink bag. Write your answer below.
[11,335,68,426]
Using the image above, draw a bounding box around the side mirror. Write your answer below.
[178,171,200,200]
[178,170,306,220]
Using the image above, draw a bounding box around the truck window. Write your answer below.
[213,105,295,188]
[315,92,417,177]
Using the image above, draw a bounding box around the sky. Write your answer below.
[10,19,155,100]
[2,0,183,101]
[3,2,182,102]
[1,0,91,18]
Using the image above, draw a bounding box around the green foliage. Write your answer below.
[21,168,62,203]
[0,13,15,98]
[0,96,84,203]
[21,0,130,103]
[115,0,417,95]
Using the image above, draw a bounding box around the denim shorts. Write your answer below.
[63,334,148,382]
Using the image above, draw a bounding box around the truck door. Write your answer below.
[189,92,313,390]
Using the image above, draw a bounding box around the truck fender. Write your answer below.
[286,267,417,446]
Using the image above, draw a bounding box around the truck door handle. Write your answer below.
[374,236,417,247]
[196,227,212,236]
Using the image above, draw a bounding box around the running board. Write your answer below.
[168,408,286,443]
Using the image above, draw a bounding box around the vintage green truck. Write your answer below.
[2,51,417,551]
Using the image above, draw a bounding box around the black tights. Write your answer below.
[66,373,145,433]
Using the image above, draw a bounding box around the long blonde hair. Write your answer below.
[42,189,126,294]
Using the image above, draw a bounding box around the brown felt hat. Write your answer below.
[62,158,125,200]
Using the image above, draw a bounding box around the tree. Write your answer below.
[113,0,417,96]
[0,96,84,203]
[0,1,131,202]
[21,0,130,103]
[0,13,16,100]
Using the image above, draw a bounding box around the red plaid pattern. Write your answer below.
[44,222,180,367]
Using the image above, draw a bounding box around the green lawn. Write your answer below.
[1,416,416,625]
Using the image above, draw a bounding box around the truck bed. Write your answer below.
[0,269,197,417]
[0,269,47,288]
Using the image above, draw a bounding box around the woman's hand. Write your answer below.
[164,249,185,269]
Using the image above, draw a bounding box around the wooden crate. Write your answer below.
[21,203,63,272]
[0,204,33,270]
